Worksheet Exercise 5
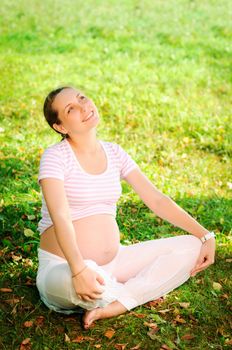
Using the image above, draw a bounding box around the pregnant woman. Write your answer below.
[36,86,216,329]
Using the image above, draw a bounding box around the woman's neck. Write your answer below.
[67,131,100,155]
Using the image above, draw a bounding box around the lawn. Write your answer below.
[0,0,231,349]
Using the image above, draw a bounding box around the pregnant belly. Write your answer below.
[39,214,120,265]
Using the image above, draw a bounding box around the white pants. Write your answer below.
[36,235,202,314]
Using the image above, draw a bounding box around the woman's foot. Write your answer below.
[82,307,102,329]
[82,301,127,329]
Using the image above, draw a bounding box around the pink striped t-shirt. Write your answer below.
[38,139,139,234]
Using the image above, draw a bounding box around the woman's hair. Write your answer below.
[43,86,71,138]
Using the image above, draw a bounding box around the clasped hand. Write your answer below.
[190,237,216,277]
[72,267,105,302]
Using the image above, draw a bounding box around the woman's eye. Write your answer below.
[79,95,86,102]
[67,107,73,114]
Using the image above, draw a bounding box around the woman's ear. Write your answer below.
[53,123,68,135]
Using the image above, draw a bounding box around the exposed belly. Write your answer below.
[39,214,120,265]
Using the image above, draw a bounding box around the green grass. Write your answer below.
[0,0,232,349]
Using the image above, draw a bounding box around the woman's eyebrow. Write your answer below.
[63,93,80,112]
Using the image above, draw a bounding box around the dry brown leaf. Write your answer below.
[158,309,171,314]
[5,298,21,304]
[64,317,76,322]
[64,333,70,342]
[25,277,35,286]
[143,322,159,331]
[225,259,232,263]
[225,339,232,345]
[94,345,102,348]
[147,328,159,340]
[72,335,94,343]
[23,259,33,267]
[0,288,13,292]
[174,315,186,324]
[104,329,115,339]
[34,316,45,326]
[11,254,22,261]
[114,344,127,350]
[181,334,195,340]
[130,344,141,350]
[20,338,31,350]
[160,344,172,350]
[129,311,146,318]
[71,336,84,343]
[179,302,190,308]
[221,293,229,299]
[196,278,203,284]
[23,321,33,328]
[145,297,164,308]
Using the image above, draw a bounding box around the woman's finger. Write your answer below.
[81,295,94,302]
[191,261,213,276]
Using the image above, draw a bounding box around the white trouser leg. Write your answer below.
[101,235,202,310]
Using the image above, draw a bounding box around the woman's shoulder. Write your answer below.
[40,139,67,160]
[101,139,122,152]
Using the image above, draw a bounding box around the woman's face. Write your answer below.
[52,87,99,136]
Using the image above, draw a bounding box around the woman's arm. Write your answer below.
[124,168,209,239]
[40,178,86,274]
[40,178,105,300]
[124,168,216,276]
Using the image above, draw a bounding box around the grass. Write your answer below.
[0,0,232,349]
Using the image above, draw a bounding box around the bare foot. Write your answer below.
[82,307,102,329]
[82,301,127,329]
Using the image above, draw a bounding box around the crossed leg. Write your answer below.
[83,234,202,329]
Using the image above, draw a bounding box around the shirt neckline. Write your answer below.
[64,138,109,176]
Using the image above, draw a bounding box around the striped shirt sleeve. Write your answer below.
[113,143,139,179]
[38,147,64,183]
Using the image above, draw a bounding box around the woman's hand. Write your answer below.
[190,238,216,277]
[72,266,106,302]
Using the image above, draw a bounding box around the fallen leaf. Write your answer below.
[72,335,94,343]
[181,334,195,340]
[143,322,159,331]
[72,335,84,343]
[5,298,21,304]
[11,254,22,261]
[147,328,159,340]
[64,333,70,342]
[23,259,33,267]
[145,297,164,308]
[25,277,35,286]
[27,215,36,220]
[0,288,13,292]
[160,344,172,350]
[213,282,222,291]
[174,315,186,324]
[129,311,146,318]
[64,317,77,322]
[130,344,141,350]
[158,309,171,314]
[225,339,232,345]
[24,321,33,328]
[24,228,35,237]
[20,338,31,350]
[115,344,127,350]
[94,345,102,348]
[179,302,190,308]
[104,329,115,339]
[34,316,45,326]
[225,259,232,263]
[196,278,203,284]
[221,293,229,299]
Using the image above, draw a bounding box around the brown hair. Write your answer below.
[43,86,71,138]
